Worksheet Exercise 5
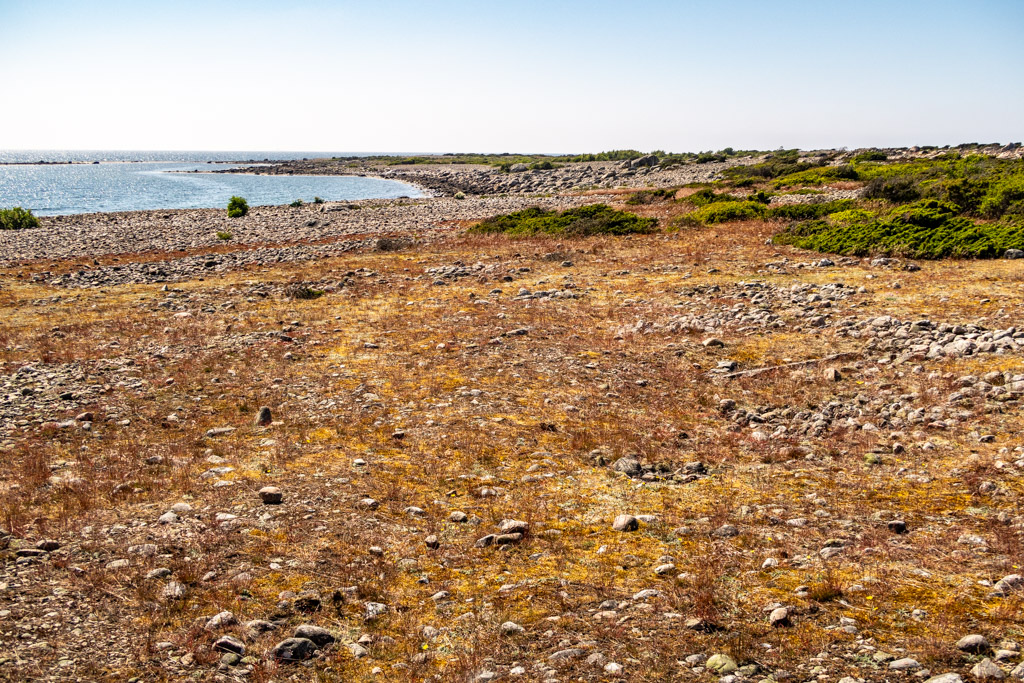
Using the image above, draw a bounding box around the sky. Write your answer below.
[1,0,1021,154]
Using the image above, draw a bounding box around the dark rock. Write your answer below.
[269,637,318,662]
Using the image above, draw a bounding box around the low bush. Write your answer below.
[313,196,325,204]
[681,200,767,226]
[227,196,248,218]
[216,231,233,241]
[0,207,40,231]
[852,151,887,162]
[284,284,325,300]
[862,176,921,203]
[289,199,304,208]
[625,188,676,205]
[979,174,1024,218]
[772,199,1024,258]
[766,200,855,221]
[687,188,740,207]
[773,164,859,188]
[470,204,658,237]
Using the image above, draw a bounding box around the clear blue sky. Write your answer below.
[1,0,1021,153]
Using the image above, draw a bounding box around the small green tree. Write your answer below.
[0,207,40,231]
[227,196,249,218]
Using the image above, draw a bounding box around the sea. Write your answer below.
[0,150,423,216]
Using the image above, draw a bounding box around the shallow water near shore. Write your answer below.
[0,152,422,215]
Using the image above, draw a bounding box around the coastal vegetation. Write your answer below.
[647,150,1024,258]
[471,204,657,237]
[226,196,248,218]
[773,200,1024,258]
[0,206,39,230]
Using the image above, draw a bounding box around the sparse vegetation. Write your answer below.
[226,196,248,218]
[215,230,233,241]
[289,199,304,208]
[0,206,40,231]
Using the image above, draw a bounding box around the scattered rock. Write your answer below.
[258,486,283,504]
[612,514,639,532]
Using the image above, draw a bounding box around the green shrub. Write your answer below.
[687,188,740,207]
[0,207,40,231]
[289,199,304,208]
[725,160,818,182]
[681,200,767,226]
[216,231,233,241]
[863,176,921,203]
[625,188,676,205]
[695,152,726,164]
[979,175,1024,218]
[454,192,466,200]
[470,204,657,237]
[766,200,855,221]
[938,177,988,214]
[773,164,859,188]
[852,151,887,162]
[227,196,248,218]
[772,199,1024,258]
[313,196,325,204]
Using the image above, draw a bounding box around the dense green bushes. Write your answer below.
[0,207,39,230]
[772,199,1024,258]
[680,201,767,225]
[863,176,921,203]
[766,200,856,221]
[227,196,249,218]
[471,204,657,237]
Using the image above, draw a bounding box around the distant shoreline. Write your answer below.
[0,159,295,166]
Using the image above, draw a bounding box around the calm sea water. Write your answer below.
[0,150,422,216]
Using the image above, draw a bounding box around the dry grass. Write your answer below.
[1,211,1023,680]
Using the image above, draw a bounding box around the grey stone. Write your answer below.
[269,637,318,662]
[500,621,525,635]
[890,658,921,671]
[258,486,283,504]
[611,457,642,477]
[255,406,273,426]
[294,624,335,647]
[706,654,738,674]
[612,514,639,532]
[213,636,245,656]
[959,635,991,653]
[205,611,237,630]
[972,659,1006,680]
